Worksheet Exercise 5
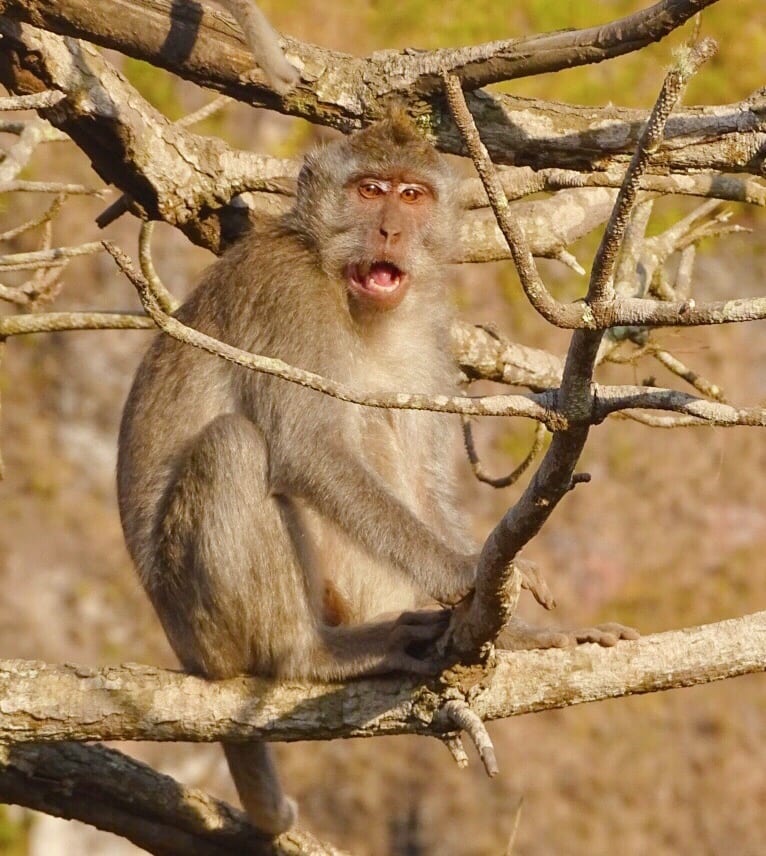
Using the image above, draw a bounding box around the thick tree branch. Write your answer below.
[0,1,762,177]
[0,613,764,743]
[0,0,719,95]
[0,742,347,856]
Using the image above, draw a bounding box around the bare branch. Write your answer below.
[651,347,726,401]
[0,116,50,184]
[462,419,546,488]
[103,240,562,424]
[139,221,179,313]
[0,311,154,336]
[0,612,764,743]
[442,72,584,328]
[452,323,564,390]
[440,734,469,769]
[594,384,765,425]
[0,194,64,241]
[0,0,724,108]
[0,242,103,271]
[444,40,714,658]
[0,742,348,856]
[588,39,718,305]
[0,90,65,110]
[460,167,766,209]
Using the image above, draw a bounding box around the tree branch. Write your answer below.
[0,742,347,856]
[0,0,720,95]
[0,612,764,743]
[0,1,762,177]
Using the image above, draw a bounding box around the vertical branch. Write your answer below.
[588,39,718,306]
[444,41,717,658]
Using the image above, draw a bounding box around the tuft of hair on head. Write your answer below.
[346,105,445,178]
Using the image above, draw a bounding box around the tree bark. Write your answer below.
[0,612,763,744]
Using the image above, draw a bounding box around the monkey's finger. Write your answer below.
[515,558,556,610]
[395,608,450,626]
[573,628,618,646]
[594,622,640,641]
[391,622,448,645]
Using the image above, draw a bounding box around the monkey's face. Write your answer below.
[334,171,443,310]
[290,114,458,313]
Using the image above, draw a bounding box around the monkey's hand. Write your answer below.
[380,608,452,675]
[496,616,639,651]
[433,553,480,606]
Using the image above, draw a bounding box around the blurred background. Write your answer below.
[0,1,765,853]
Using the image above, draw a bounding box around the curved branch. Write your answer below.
[103,240,563,425]
[0,742,347,856]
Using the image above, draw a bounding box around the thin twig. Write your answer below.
[0,195,65,242]
[440,734,469,769]
[505,798,524,856]
[139,222,179,313]
[1,180,105,196]
[176,94,232,128]
[0,242,104,270]
[462,419,546,488]
[652,348,726,401]
[588,39,719,306]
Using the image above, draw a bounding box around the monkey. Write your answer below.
[213,0,300,94]
[118,111,637,836]
[118,111,476,835]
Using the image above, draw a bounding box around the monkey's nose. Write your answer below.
[379,225,401,246]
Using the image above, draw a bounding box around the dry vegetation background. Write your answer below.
[1,1,765,853]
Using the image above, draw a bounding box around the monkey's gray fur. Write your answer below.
[118,112,477,834]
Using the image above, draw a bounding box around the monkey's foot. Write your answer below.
[496,616,639,651]
[259,796,298,838]
[383,608,452,674]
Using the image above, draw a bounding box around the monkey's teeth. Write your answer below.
[366,262,401,291]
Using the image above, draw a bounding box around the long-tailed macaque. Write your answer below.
[118,113,476,834]
[118,112,636,835]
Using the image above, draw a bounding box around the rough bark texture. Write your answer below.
[0,612,763,744]
[0,742,347,856]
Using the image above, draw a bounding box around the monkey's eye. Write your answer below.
[400,186,425,204]
[358,182,384,199]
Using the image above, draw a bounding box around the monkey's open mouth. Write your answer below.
[347,262,408,306]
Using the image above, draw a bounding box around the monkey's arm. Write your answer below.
[275,440,475,604]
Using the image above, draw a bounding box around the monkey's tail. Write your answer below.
[223,742,298,836]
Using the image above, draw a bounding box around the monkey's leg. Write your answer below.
[150,413,326,835]
[151,415,447,831]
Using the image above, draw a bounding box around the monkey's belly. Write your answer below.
[301,506,424,624]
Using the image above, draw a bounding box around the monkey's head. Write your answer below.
[289,109,458,313]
